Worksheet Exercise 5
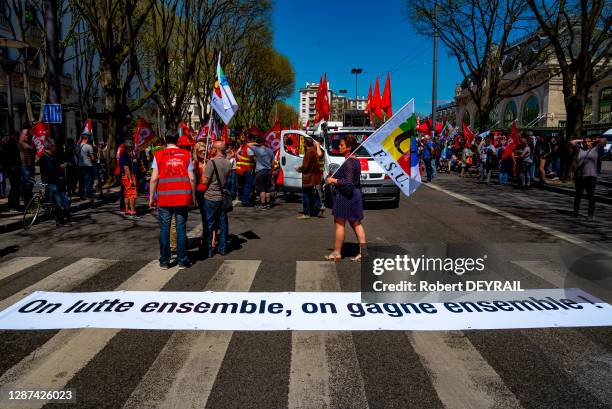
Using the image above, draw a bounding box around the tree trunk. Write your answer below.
[564,94,585,140]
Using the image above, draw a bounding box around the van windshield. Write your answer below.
[325,132,372,157]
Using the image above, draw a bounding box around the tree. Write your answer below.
[148,0,243,133]
[231,27,294,129]
[526,0,612,139]
[269,101,298,128]
[406,0,553,131]
[190,0,271,126]
[70,0,158,176]
[5,0,81,124]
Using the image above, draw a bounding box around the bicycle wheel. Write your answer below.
[23,195,42,230]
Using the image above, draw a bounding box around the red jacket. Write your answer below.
[154,146,192,207]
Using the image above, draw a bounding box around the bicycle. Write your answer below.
[23,182,55,230]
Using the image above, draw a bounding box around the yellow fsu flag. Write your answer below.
[362,99,421,196]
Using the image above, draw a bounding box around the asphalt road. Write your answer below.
[0,174,611,409]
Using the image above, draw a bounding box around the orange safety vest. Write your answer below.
[154,146,192,207]
[235,145,255,175]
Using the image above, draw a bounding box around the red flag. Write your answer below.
[221,125,229,145]
[371,77,383,120]
[315,76,323,119]
[248,124,262,136]
[133,118,156,153]
[81,119,93,136]
[380,73,392,117]
[264,119,282,152]
[502,121,519,159]
[31,122,52,157]
[463,122,475,146]
[321,73,330,120]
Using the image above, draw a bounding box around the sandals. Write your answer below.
[324,252,341,262]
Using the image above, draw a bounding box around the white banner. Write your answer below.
[0,289,610,331]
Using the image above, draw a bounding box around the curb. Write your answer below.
[0,189,121,234]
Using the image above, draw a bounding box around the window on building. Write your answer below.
[489,107,499,128]
[599,87,612,123]
[26,47,40,70]
[462,111,470,126]
[521,95,539,126]
[503,100,517,127]
[31,92,41,118]
[584,97,592,124]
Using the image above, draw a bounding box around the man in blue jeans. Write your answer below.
[39,140,72,226]
[423,136,435,182]
[149,131,196,269]
[201,141,232,257]
[76,132,96,201]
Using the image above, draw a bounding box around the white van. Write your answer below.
[278,128,400,207]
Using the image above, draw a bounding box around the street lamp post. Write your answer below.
[351,68,362,103]
[339,89,347,125]
[0,38,29,133]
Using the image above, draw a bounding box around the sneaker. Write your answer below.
[160,263,170,270]
[263,204,271,210]
[296,215,311,220]
[178,262,192,270]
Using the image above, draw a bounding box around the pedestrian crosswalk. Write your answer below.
[0,255,611,408]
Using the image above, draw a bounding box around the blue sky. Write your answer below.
[272,0,463,116]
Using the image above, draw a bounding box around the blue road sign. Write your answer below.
[43,104,62,124]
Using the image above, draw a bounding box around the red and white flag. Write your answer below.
[31,122,51,157]
[502,121,520,159]
[264,119,282,152]
[81,119,93,136]
[133,118,155,153]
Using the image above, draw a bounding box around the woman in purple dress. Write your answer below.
[324,137,366,261]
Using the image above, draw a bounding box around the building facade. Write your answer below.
[299,81,368,126]
[454,36,612,133]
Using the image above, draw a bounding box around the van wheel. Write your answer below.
[284,191,297,202]
[391,194,400,208]
[324,185,334,208]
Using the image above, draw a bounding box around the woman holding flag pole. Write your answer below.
[324,136,366,262]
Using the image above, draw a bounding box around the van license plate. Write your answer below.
[362,187,377,194]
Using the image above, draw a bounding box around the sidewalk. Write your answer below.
[0,186,121,233]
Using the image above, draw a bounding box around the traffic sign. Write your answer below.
[43,103,62,123]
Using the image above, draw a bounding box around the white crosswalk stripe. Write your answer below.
[408,331,522,409]
[288,261,368,409]
[0,257,115,312]
[123,260,260,409]
[0,256,50,281]
[0,260,180,409]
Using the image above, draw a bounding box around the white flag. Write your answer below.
[211,53,238,124]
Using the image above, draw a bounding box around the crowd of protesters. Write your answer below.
[421,127,608,220]
[0,124,109,226]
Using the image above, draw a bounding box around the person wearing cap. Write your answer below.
[76,130,96,202]
[39,139,72,226]
[119,139,138,218]
[149,131,196,269]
